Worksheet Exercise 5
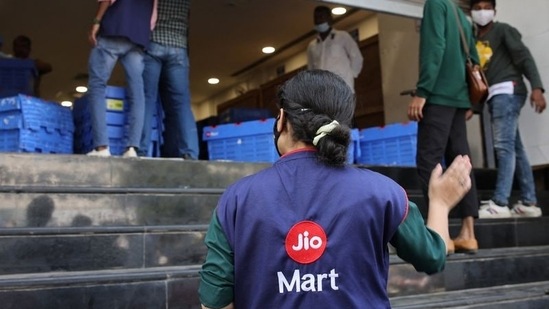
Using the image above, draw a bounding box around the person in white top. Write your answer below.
[307,6,363,92]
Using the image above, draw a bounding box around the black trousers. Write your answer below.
[416,104,479,218]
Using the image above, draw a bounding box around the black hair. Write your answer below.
[277,70,355,167]
[314,6,332,16]
[13,35,31,47]
[470,0,496,8]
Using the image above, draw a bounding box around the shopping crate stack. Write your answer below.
[73,86,163,156]
[144,98,164,157]
[203,118,278,163]
[201,117,417,166]
[73,86,127,155]
[357,121,418,166]
[0,95,74,153]
[0,59,37,99]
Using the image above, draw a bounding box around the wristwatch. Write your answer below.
[92,18,101,25]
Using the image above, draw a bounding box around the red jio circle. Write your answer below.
[285,221,327,264]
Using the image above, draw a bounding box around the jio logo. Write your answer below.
[285,221,327,264]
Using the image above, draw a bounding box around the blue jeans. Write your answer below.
[139,42,199,158]
[88,36,145,149]
[488,94,537,206]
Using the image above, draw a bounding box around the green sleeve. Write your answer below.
[415,0,446,98]
[389,201,446,275]
[198,210,235,309]
[503,25,544,91]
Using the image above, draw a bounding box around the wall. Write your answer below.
[194,13,379,121]
[325,0,423,18]
[377,13,419,124]
[376,11,484,167]
[496,0,549,166]
[331,0,549,166]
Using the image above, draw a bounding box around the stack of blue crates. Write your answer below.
[0,59,37,99]
[203,120,361,164]
[347,128,361,164]
[73,86,163,156]
[0,95,74,153]
[144,99,164,157]
[357,121,418,166]
[203,118,278,163]
[73,86,127,155]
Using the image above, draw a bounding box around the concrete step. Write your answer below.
[388,245,549,297]
[0,153,269,189]
[0,246,547,308]
[391,280,549,308]
[0,266,202,309]
[458,216,549,249]
[0,191,221,228]
[0,217,547,276]
[0,225,208,276]
[3,188,545,229]
[409,189,549,218]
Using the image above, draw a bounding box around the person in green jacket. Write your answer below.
[408,0,480,254]
[470,0,546,219]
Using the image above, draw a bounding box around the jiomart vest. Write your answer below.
[216,150,408,308]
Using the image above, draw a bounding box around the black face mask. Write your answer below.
[273,116,282,157]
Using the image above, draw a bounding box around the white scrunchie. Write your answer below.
[312,120,339,146]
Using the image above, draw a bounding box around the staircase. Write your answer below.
[0,153,547,308]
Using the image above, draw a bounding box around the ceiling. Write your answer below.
[0,0,371,107]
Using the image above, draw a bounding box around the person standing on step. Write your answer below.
[307,5,363,93]
[199,70,473,309]
[12,35,53,98]
[470,0,545,219]
[408,0,480,254]
[86,0,157,158]
[138,0,199,159]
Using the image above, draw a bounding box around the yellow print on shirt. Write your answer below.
[476,41,493,70]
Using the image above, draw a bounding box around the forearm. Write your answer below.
[95,1,111,21]
[35,59,52,75]
[425,156,472,253]
[504,26,544,90]
[523,58,544,90]
[344,35,363,77]
[390,202,446,274]
[426,200,451,251]
[350,53,363,78]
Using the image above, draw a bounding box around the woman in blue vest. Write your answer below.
[199,70,473,308]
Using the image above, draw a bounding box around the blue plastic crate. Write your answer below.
[0,95,74,154]
[357,122,417,166]
[0,59,37,98]
[73,86,128,155]
[203,118,278,163]
[347,128,361,164]
[218,107,273,124]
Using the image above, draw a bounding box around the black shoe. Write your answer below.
[182,154,196,160]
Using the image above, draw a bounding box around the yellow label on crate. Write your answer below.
[106,99,124,111]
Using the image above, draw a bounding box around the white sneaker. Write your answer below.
[122,147,138,158]
[479,200,511,218]
[87,147,111,157]
[511,201,542,218]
